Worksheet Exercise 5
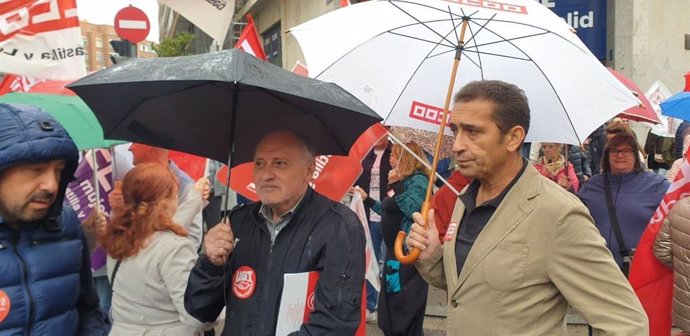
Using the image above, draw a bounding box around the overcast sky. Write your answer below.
[76,0,160,42]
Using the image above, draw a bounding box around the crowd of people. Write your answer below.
[2,77,689,335]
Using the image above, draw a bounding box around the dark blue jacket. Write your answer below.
[675,121,690,159]
[185,188,365,336]
[0,103,108,335]
[578,171,670,269]
[568,145,592,187]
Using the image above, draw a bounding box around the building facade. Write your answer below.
[80,21,157,72]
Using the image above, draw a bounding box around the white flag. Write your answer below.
[0,0,86,80]
[159,0,235,44]
[647,80,678,137]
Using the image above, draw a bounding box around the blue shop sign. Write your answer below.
[539,0,607,60]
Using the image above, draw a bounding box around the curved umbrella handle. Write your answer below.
[394,201,430,265]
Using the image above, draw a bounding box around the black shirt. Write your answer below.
[455,159,528,276]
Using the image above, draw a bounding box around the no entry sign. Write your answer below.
[114,6,150,44]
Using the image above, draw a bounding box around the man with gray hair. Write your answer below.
[185,131,366,335]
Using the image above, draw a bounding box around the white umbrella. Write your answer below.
[289,0,638,145]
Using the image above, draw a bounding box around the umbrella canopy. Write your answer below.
[289,0,639,145]
[607,68,660,124]
[660,72,690,121]
[0,92,122,150]
[67,49,382,165]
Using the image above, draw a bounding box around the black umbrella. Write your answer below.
[67,49,382,166]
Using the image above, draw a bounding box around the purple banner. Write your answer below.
[66,149,114,270]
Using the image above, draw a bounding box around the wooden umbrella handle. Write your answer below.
[394,201,430,265]
[395,18,469,265]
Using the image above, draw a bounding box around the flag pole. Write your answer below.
[91,149,100,211]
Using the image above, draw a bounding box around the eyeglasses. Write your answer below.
[609,148,635,157]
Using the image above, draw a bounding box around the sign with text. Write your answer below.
[538,0,607,60]
[0,0,86,80]
[65,149,114,269]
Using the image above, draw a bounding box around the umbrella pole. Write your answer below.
[395,18,469,264]
[222,87,240,217]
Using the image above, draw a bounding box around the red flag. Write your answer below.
[218,124,388,202]
[629,150,690,335]
[168,151,207,181]
[291,61,309,77]
[234,15,267,61]
[0,0,85,80]
[340,0,351,7]
[0,74,45,95]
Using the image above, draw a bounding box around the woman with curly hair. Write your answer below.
[99,163,208,335]
[355,141,430,335]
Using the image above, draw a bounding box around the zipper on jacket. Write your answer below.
[12,233,35,336]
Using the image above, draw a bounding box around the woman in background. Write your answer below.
[534,142,579,193]
[100,163,208,335]
[355,141,430,336]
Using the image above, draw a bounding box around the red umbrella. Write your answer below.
[608,68,660,124]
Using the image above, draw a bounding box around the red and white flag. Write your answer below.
[0,0,86,80]
[0,74,44,95]
[234,14,267,60]
[629,149,690,336]
[159,0,235,44]
[291,61,309,77]
[0,73,76,96]
[340,0,351,7]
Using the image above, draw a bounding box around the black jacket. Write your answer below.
[355,147,391,221]
[184,188,365,335]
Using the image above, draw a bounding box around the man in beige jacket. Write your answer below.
[406,80,648,335]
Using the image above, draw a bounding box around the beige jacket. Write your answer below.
[107,231,207,336]
[416,164,648,335]
[653,196,690,331]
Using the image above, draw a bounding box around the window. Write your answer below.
[96,52,104,63]
[262,22,282,67]
[95,37,103,48]
[139,44,153,53]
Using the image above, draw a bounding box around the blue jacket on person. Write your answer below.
[0,103,109,335]
[578,171,670,269]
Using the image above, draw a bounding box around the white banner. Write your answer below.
[647,80,678,137]
[0,0,86,80]
[159,0,235,44]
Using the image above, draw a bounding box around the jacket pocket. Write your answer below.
[482,243,528,290]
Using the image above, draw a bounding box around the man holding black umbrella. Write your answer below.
[184,131,366,336]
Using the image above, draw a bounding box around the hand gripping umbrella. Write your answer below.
[290,0,639,263]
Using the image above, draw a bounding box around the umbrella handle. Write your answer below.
[394,201,430,265]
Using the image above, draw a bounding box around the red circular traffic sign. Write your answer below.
[114,6,150,44]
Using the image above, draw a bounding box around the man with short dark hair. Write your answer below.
[406,80,648,335]
[0,103,109,335]
[185,131,365,335]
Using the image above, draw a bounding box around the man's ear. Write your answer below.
[504,126,526,152]
[306,160,316,181]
